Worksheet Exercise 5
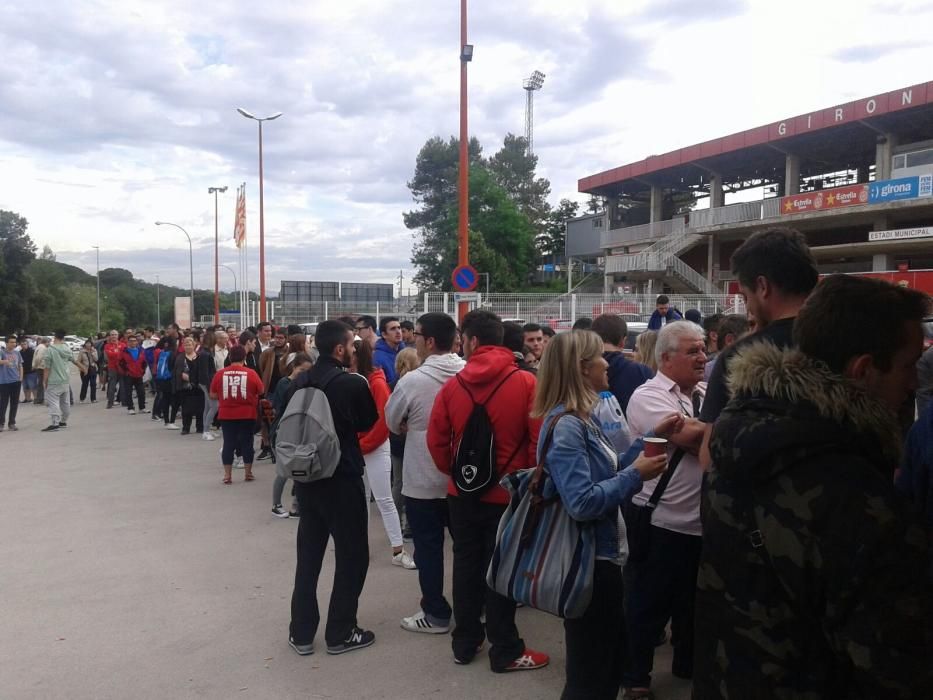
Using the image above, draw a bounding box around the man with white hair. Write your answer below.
[622,320,707,699]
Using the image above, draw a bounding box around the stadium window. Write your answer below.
[906,149,933,169]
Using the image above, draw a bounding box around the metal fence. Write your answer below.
[200,293,746,328]
[424,292,745,326]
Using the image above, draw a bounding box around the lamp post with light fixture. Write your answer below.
[208,186,227,323]
[236,107,282,322]
[458,0,473,322]
[154,221,195,326]
[92,245,100,333]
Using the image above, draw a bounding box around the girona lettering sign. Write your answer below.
[773,87,921,138]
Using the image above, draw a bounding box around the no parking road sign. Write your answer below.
[451,264,479,292]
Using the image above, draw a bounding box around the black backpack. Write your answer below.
[452,369,522,498]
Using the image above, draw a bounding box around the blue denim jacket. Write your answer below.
[538,405,644,560]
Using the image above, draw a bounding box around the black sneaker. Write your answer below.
[288,637,314,656]
[257,447,272,461]
[41,425,59,432]
[58,422,67,428]
[288,510,300,519]
[326,627,374,655]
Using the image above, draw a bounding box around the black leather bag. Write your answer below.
[622,448,685,564]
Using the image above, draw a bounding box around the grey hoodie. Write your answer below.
[385,353,465,499]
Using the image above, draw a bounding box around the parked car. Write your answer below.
[297,323,318,337]
[64,336,86,352]
[623,322,649,357]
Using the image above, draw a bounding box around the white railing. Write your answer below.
[423,292,745,325]
[689,201,763,228]
[669,256,718,296]
[601,218,685,249]
[762,197,782,219]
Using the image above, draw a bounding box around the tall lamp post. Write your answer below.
[236,107,282,322]
[220,264,239,314]
[92,246,100,333]
[154,221,195,326]
[458,1,473,322]
[208,186,227,324]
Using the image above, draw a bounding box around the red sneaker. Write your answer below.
[498,648,549,672]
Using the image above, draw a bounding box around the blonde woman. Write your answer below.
[532,330,680,700]
[390,346,421,538]
[395,347,420,379]
[634,330,659,374]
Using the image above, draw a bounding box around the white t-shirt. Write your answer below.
[626,370,706,537]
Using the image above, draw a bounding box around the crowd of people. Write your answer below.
[2,225,933,698]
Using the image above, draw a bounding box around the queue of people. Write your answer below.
[4,225,933,698]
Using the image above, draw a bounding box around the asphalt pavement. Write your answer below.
[0,374,691,700]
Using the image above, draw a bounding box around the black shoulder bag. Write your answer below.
[621,448,685,564]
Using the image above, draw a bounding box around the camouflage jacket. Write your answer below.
[694,342,933,700]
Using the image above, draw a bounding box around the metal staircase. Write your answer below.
[607,228,717,296]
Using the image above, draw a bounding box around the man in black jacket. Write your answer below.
[286,320,379,657]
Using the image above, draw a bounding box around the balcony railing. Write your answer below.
[600,218,685,249]
[689,201,763,229]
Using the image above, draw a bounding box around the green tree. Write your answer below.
[536,198,581,258]
[486,133,552,232]
[39,244,56,261]
[405,136,483,291]
[0,210,38,330]
[407,149,536,291]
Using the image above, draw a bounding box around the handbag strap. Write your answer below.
[645,447,685,510]
[529,410,575,496]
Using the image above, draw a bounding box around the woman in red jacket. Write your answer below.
[210,345,264,484]
[353,339,415,569]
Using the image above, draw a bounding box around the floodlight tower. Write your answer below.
[523,70,545,156]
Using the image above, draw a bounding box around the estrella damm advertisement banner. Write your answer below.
[780,184,868,215]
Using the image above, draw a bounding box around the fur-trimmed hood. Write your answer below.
[711,341,902,482]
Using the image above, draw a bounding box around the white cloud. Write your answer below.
[1,0,932,291]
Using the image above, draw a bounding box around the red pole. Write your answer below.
[213,190,219,323]
[258,120,267,322]
[457,0,470,323]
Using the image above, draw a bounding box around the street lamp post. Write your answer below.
[92,246,100,333]
[236,107,282,322]
[154,221,195,327]
[458,0,473,322]
[220,264,239,314]
[208,186,227,324]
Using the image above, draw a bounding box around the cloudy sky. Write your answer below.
[2,0,932,293]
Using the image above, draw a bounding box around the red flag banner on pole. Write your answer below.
[234,183,246,248]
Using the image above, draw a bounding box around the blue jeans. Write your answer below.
[404,496,451,623]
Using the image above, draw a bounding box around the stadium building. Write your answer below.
[569,81,933,295]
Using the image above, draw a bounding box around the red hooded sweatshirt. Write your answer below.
[428,345,542,505]
[358,368,390,454]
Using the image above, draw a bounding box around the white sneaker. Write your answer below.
[400,610,449,634]
[127,409,136,415]
[202,432,215,441]
[233,456,245,469]
[392,551,417,570]
[165,423,180,430]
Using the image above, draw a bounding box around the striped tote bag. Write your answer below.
[486,420,595,619]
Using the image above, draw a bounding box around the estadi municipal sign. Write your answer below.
[869,226,933,242]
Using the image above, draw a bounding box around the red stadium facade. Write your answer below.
[571,82,933,296]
